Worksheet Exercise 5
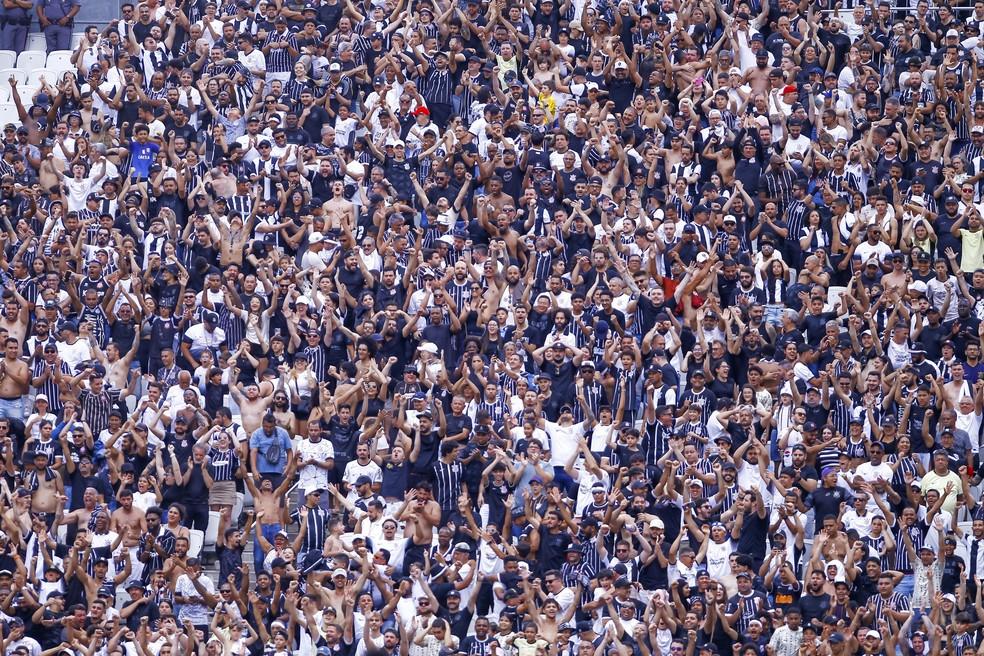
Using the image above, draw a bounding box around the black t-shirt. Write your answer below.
[124,598,160,631]
[798,591,831,627]
[808,486,848,531]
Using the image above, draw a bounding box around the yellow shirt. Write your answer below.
[920,469,962,513]
[959,228,984,272]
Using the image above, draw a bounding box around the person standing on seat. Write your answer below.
[2,0,32,53]
[35,0,78,52]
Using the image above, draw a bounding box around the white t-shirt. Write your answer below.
[296,438,335,492]
[543,420,586,467]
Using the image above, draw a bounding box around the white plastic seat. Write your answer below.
[823,285,848,314]
[26,68,54,88]
[0,103,19,126]
[204,510,220,554]
[0,51,15,71]
[45,50,73,72]
[233,492,245,522]
[1,68,27,86]
[15,50,45,70]
[26,34,47,53]
[188,529,204,558]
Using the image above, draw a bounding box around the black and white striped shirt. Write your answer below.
[296,504,330,555]
[424,66,454,105]
[302,343,329,382]
[206,446,239,481]
[78,387,122,438]
[432,459,462,512]
[784,198,808,244]
[264,30,298,73]
[32,359,69,412]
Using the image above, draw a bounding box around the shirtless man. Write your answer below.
[27,451,64,519]
[0,286,30,344]
[396,483,441,575]
[230,381,275,435]
[73,536,132,600]
[478,176,511,216]
[0,337,30,419]
[94,340,140,392]
[57,486,100,542]
[240,458,296,570]
[110,487,147,553]
[943,362,972,408]
[2,488,33,547]
[162,535,192,586]
[322,180,356,235]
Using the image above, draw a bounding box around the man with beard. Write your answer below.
[137,506,175,585]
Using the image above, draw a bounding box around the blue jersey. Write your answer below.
[128,140,160,178]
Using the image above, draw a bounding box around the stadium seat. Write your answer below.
[823,285,847,314]
[26,68,55,88]
[15,50,44,70]
[233,492,245,523]
[1,68,27,86]
[0,103,19,126]
[0,51,15,71]
[188,529,204,558]
[45,50,74,73]
[26,34,46,53]
[204,510,220,555]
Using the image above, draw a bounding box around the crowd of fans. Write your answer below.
[0,0,979,654]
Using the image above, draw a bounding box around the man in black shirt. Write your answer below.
[807,468,848,535]
[121,581,160,630]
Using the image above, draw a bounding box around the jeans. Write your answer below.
[552,466,576,498]
[895,574,915,599]
[0,397,23,421]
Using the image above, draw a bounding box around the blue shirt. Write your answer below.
[128,140,160,178]
[249,426,292,475]
[36,0,79,20]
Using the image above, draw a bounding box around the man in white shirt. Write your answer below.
[295,424,335,509]
[237,34,266,79]
[301,232,330,273]
[853,224,892,264]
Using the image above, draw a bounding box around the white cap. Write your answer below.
[296,295,312,305]
[419,342,439,354]
[614,60,628,70]
[329,62,341,72]
[947,28,960,37]
[908,280,928,295]
[729,67,742,75]
[696,252,709,263]
[438,234,455,245]
[586,81,599,90]
[309,231,325,244]
[34,393,48,402]
[332,568,348,577]
[723,214,737,224]
[649,517,665,529]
